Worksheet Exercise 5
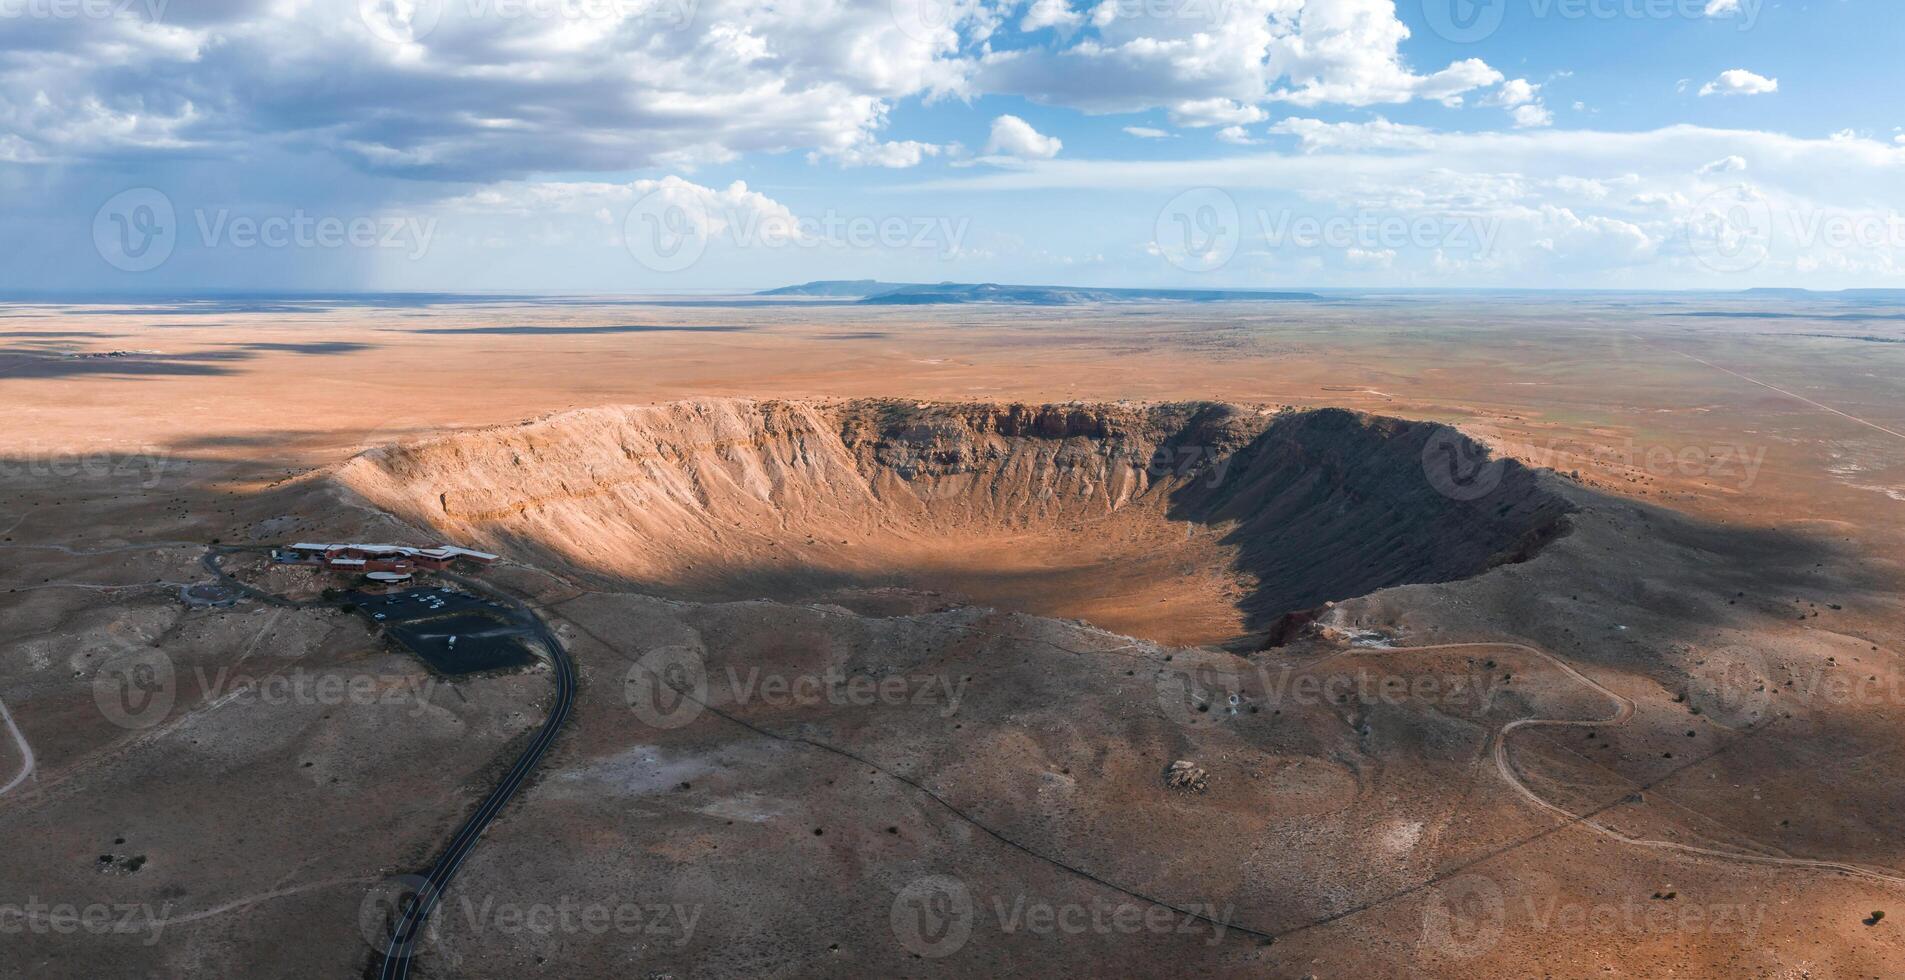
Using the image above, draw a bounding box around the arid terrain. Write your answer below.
[3,292,1904,978]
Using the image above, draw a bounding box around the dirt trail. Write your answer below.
[1387,640,1905,887]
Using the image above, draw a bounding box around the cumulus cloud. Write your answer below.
[1215,126,1260,145]
[1169,98,1270,128]
[1700,69,1779,97]
[976,0,1504,117]
[985,114,1063,159]
[0,0,973,179]
[1022,0,1084,31]
[1698,154,1747,174]
[1,0,1520,184]
[1487,79,1540,108]
[1511,104,1554,128]
[817,140,945,168]
[1268,116,1436,153]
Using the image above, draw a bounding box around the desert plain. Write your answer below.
[2,290,1903,978]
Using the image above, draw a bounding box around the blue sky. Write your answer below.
[2,0,1901,293]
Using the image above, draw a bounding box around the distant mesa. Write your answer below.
[755,279,903,297]
[757,280,1322,305]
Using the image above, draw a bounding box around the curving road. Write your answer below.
[375,571,575,979]
[198,547,578,975]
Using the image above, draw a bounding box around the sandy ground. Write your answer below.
[2,293,1903,977]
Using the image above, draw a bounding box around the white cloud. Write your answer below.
[976,0,1505,117]
[909,124,1905,285]
[1487,79,1540,108]
[817,140,945,168]
[1169,98,1270,128]
[1022,0,1083,31]
[1700,69,1778,97]
[1123,126,1172,138]
[1269,116,1436,153]
[985,114,1063,159]
[1703,0,1741,14]
[443,176,799,243]
[0,0,978,178]
[1484,79,1549,126]
[1215,125,1260,145]
[1697,154,1747,174]
[1511,103,1554,128]
[0,0,1519,183]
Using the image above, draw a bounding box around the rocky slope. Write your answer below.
[332,399,1572,643]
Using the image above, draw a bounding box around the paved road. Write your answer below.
[199,547,579,975]
[375,570,575,980]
